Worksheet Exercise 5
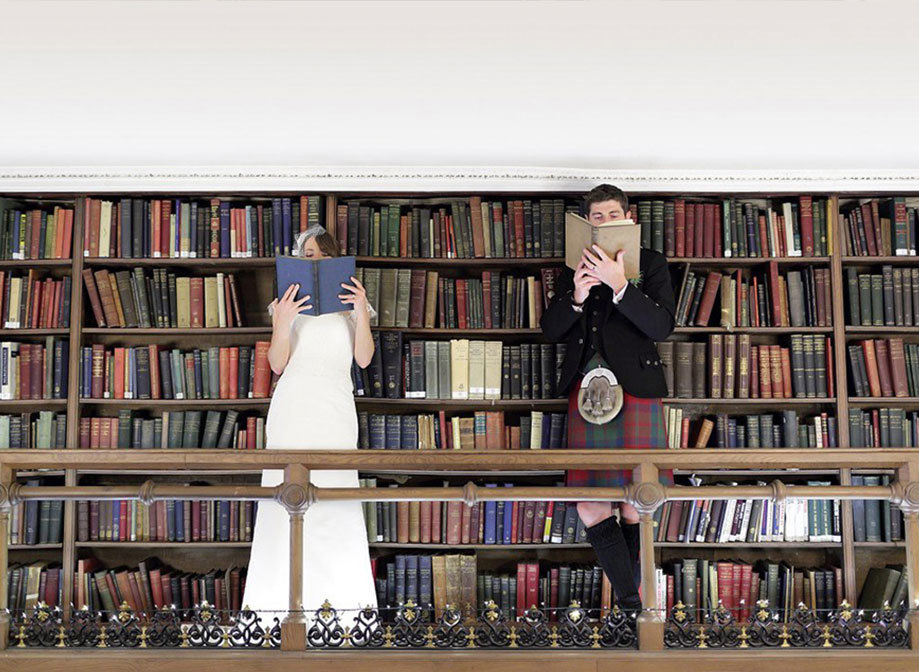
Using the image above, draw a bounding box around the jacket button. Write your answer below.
[578,338,584,344]
[645,359,651,365]
[655,361,660,366]
[592,310,598,316]
[592,326,598,332]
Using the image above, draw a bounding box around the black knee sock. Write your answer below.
[621,522,641,590]
[584,516,642,612]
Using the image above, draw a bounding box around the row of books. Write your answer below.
[0,272,72,329]
[361,481,586,546]
[0,201,74,260]
[674,263,832,328]
[357,411,567,451]
[658,559,843,623]
[635,196,832,258]
[81,196,322,259]
[663,409,836,449]
[355,266,560,330]
[79,343,274,400]
[847,408,919,448]
[0,338,69,400]
[8,562,63,611]
[375,555,611,621]
[658,334,834,400]
[336,198,573,260]
[354,336,565,401]
[851,475,904,542]
[846,338,918,397]
[840,197,918,257]
[845,266,919,327]
[73,558,244,616]
[76,499,256,543]
[654,483,841,543]
[9,480,63,546]
[80,410,264,450]
[0,411,66,449]
[82,268,245,329]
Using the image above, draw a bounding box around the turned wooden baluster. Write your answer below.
[278,463,313,651]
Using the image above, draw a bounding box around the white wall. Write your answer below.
[1,0,918,172]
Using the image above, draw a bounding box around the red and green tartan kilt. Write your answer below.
[565,378,674,489]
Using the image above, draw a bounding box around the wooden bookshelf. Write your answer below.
[1,189,916,624]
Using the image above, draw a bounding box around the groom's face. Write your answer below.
[588,199,631,225]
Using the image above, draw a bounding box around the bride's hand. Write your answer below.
[271,283,311,326]
[340,276,368,314]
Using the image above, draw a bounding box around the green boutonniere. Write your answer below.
[628,270,644,288]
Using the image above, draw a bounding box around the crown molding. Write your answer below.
[3,166,919,193]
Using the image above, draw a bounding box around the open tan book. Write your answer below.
[564,212,641,278]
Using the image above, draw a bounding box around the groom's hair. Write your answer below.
[584,183,629,214]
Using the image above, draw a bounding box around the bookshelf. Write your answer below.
[0,190,916,620]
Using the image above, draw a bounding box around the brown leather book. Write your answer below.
[780,347,793,398]
[674,342,692,398]
[81,269,106,327]
[93,269,121,326]
[708,334,722,398]
[419,500,432,544]
[722,335,735,399]
[424,271,438,328]
[107,272,126,327]
[397,501,410,544]
[432,555,447,618]
[692,342,707,398]
[252,341,271,398]
[874,339,894,397]
[757,345,772,399]
[770,345,784,399]
[444,555,462,615]
[861,340,881,397]
[695,271,724,326]
[768,261,782,326]
[737,334,751,399]
[889,338,909,397]
[408,501,420,543]
[694,418,714,448]
[460,555,477,621]
[469,196,486,258]
[189,277,204,328]
[408,268,426,328]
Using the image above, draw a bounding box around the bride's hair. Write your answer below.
[294,225,340,258]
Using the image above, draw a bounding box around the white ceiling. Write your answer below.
[1,0,917,171]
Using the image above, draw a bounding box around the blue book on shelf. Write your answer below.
[484,484,498,544]
[503,484,514,545]
[275,255,356,316]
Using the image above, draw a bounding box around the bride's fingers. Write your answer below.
[283,284,299,301]
[294,294,311,306]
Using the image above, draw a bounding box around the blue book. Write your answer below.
[275,255,356,316]
[503,484,514,544]
[484,484,498,544]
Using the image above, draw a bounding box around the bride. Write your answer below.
[242,225,378,628]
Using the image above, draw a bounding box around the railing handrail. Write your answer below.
[2,447,919,470]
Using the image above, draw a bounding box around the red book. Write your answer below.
[525,562,539,611]
[219,347,230,399]
[861,340,882,397]
[693,203,704,257]
[516,563,527,615]
[456,279,468,329]
[799,195,814,256]
[549,567,560,621]
[19,344,31,400]
[694,271,723,326]
[685,203,695,258]
[431,502,441,543]
[768,261,782,326]
[750,343,760,398]
[780,347,793,398]
[826,338,835,398]
[252,341,271,398]
[151,200,161,257]
[674,199,686,257]
[874,339,894,398]
[713,203,723,257]
[160,200,172,258]
[703,203,715,258]
[114,347,125,399]
[513,201,525,258]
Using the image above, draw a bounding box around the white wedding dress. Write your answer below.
[242,305,378,629]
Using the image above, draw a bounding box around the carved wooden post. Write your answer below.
[627,463,665,651]
[0,466,14,650]
[894,472,919,651]
[277,464,313,651]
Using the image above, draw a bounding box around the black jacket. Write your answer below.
[540,248,676,398]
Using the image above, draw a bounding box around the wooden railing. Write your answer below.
[1,448,918,653]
